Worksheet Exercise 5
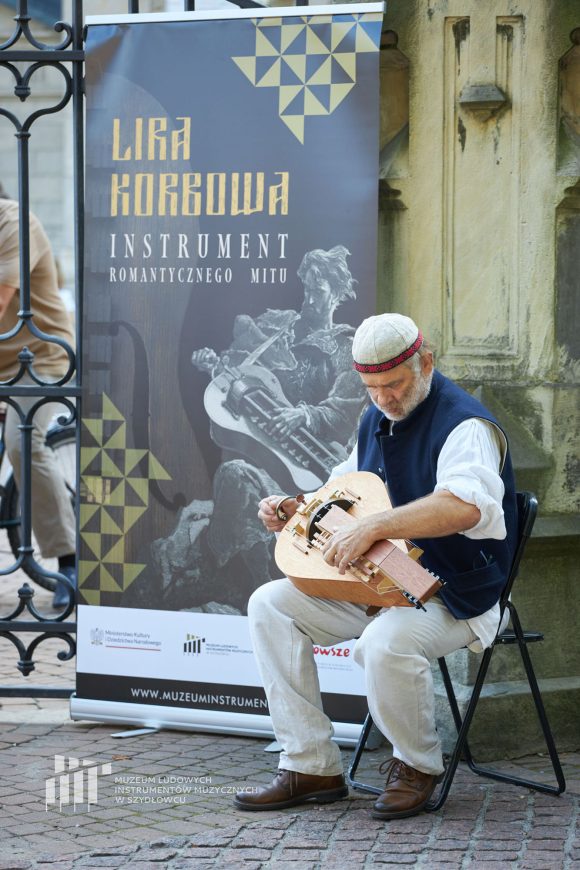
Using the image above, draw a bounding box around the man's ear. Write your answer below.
[421,351,434,376]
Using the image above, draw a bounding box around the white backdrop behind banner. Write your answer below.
[72,4,384,740]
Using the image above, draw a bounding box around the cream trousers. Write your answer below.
[248,578,478,777]
[5,382,76,559]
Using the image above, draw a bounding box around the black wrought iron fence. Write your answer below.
[0,0,313,698]
[0,0,84,698]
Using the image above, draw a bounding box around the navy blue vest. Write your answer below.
[357,370,517,619]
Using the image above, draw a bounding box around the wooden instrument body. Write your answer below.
[275,471,442,608]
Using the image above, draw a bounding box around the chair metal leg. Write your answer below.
[436,656,477,766]
[426,646,494,811]
[347,712,382,795]
[427,609,566,809]
[462,605,565,795]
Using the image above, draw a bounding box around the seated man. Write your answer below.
[235,312,517,820]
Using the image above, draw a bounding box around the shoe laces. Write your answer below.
[378,758,417,786]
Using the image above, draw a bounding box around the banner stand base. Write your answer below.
[112,727,161,739]
[70,696,362,745]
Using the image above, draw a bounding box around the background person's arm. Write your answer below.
[0,283,17,322]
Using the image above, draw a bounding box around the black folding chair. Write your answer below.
[347,491,566,808]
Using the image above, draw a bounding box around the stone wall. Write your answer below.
[380,0,580,759]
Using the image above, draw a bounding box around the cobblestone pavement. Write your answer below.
[0,539,578,869]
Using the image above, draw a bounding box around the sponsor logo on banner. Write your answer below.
[312,643,355,673]
[183,633,205,655]
[313,645,351,658]
[90,627,104,645]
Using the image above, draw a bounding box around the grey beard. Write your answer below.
[380,370,434,422]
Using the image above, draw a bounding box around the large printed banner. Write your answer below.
[73,5,383,740]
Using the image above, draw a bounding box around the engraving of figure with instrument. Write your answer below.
[152,245,367,614]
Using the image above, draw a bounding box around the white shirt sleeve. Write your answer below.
[328,443,358,480]
[434,418,507,540]
[326,418,506,539]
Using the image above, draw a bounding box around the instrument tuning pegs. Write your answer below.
[401,590,426,612]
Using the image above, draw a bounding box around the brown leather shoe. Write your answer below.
[234,769,348,811]
[372,759,440,820]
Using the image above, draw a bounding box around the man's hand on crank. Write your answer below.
[321,519,379,575]
[258,495,299,533]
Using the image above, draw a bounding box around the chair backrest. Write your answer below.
[499,491,538,609]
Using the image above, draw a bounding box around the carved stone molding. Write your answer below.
[557,28,580,176]
[379,29,409,180]
[442,16,523,360]
[555,179,580,370]
[378,179,406,211]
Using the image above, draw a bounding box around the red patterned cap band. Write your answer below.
[353,331,424,373]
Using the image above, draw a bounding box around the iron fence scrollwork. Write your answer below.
[0,0,310,697]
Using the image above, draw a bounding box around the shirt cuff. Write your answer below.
[435,469,506,540]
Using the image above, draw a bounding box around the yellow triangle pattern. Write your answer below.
[232,55,257,85]
[100,508,124,536]
[100,566,122,593]
[257,57,281,88]
[333,52,357,81]
[280,114,305,144]
[80,447,100,473]
[279,84,303,114]
[281,23,305,52]
[306,27,330,57]
[126,476,149,504]
[101,453,124,479]
[79,560,100,583]
[80,503,99,529]
[329,82,356,112]
[256,29,280,58]
[124,449,148,475]
[304,89,328,117]
[102,538,126,564]
[123,506,148,533]
[231,12,381,143]
[81,588,102,606]
[122,563,147,589]
[103,393,125,423]
[104,422,126,450]
[282,55,306,84]
[331,21,356,51]
[355,24,380,54]
[83,533,102,560]
[83,419,103,447]
[79,392,173,602]
[148,455,171,481]
[307,56,332,86]
[102,395,124,422]
[106,480,127,507]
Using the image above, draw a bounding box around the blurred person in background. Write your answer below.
[0,183,76,609]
